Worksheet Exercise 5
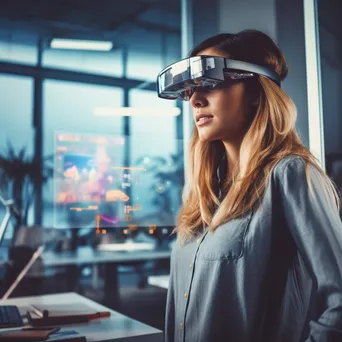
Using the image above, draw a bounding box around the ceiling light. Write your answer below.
[50,39,113,51]
[93,107,181,117]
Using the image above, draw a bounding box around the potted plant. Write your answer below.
[0,142,53,239]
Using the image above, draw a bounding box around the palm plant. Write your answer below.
[0,142,53,230]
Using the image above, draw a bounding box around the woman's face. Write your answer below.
[190,47,256,143]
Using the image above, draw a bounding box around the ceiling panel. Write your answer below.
[0,0,181,44]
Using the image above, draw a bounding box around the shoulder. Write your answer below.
[270,154,325,190]
[273,154,307,171]
[270,154,333,198]
[271,154,308,181]
[269,155,340,216]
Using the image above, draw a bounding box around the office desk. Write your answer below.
[147,275,170,290]
[43,246,171,267]
[43,247,171,307]
[1,292,163,342]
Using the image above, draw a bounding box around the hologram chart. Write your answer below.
[53,132,180,232]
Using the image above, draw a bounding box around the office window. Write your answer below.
[0,74,34,240]
[129,89,183,229]
[42,49,123,77]
[129,88,177,146]
[0,75,34,154]
[127,49,163,82]
[126,29,165,82]
[42,80,123,227]
[38,3,183,236]
[0,34,37,65]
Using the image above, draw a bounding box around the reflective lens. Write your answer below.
[157,56,268,101]
[177,78,246,101]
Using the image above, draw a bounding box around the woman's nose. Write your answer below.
[190,90,208,108]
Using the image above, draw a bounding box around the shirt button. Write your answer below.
[196,238,201,244]
[189,263,193,268]
[184,292,188,299]
[180,322,183,329]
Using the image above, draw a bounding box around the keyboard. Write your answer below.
[0,305,24,328]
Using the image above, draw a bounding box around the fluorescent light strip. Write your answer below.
[93,107,181,117]
[50,39,113,51]
[303,0,325,170]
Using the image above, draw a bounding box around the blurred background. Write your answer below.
[0,0,340,331]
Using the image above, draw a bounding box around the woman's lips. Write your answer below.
[196,116,213,127]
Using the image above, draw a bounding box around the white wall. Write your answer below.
[192,0,220,46]
[219,0,277,40]
[218,0,310,147]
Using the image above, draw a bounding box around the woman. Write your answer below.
[157,30,342,342]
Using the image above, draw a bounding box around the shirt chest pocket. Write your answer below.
[199,212,253,261]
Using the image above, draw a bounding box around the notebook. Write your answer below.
[29,302,111,318]
[0,328,85,341]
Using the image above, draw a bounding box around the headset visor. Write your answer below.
[157,55,281,100]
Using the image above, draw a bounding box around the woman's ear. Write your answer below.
[245,78,260,108]
[252,95,260,107]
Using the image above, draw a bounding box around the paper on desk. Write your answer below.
[17,305,33,316]
[30,302,109,317]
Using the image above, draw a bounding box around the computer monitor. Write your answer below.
[53,132,184,234]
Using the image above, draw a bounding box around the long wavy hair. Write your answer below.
[176,30,340,242]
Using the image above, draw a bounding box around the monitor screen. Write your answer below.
[53,132,184,231]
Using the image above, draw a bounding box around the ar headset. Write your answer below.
[157,55,281,101]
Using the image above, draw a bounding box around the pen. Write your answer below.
[88,311,111,320]
[29,305,44,318]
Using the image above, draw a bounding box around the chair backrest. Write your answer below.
[1,245,44,298]
[14,226,44,247]
[1,245,34,296]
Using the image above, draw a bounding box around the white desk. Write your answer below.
[147,275,170,290]
[1,292,163,342]
[0,246,171,307]
[43,247,171,267]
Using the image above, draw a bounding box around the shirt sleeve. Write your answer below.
[277,157,342,341]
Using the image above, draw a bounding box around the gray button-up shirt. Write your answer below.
[164,155,342,342]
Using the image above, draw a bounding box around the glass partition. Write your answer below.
[42,80,123,228]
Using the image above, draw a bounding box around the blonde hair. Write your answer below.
[175,31,340,243]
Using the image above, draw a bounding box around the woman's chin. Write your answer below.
[198,132,217,142]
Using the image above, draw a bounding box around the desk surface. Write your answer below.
[43,246,171,267]
[1,292,163,342]
[147,275,170,290]
[0,245,171,268]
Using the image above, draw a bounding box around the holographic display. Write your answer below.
[53,132,183,231]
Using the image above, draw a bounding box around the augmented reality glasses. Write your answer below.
[157,55,281,101]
